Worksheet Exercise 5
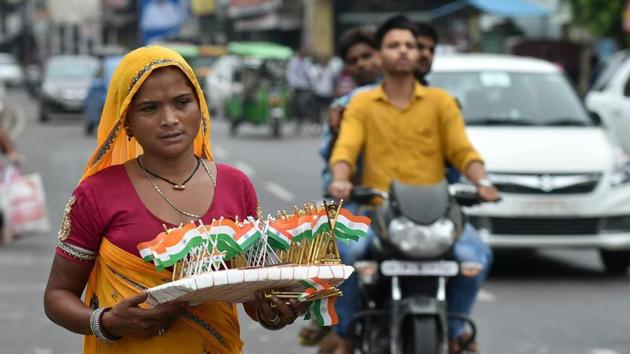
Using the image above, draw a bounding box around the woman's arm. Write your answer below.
[44,255,187,339]
[44,256,94,335]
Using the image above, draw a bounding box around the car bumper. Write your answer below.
[479,229,630,250]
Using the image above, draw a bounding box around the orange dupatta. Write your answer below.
[80,45,212,183]
[84,239,242,354]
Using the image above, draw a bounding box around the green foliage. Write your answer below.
[570,0,628,45]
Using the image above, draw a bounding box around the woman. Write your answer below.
[43,46,305,354]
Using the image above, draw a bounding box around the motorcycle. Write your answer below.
[347,180,483,354]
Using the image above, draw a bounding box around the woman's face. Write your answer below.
[127,67,201,158]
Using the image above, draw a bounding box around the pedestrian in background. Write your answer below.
[286,48,315,133]
[310,56,335,128]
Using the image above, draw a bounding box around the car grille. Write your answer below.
[495,182,598,194]
[470,215,630,235]
[469,216,600,235]
[490,173,601,195]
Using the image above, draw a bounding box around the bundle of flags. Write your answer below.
[137,218,261,271]
[136,206,371,273]
[137,203,371,328]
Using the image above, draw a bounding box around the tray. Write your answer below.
[146,264,354,306]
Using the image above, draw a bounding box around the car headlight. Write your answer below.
[387,216,457,258]
[611,149,630,186]
[42,82,59,97]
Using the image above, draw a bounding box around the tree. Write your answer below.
[570,0,629,46]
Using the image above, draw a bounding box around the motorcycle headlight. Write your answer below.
[387,216,457,258]
[611,148,630,187]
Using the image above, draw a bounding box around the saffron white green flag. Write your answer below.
[312,210,330,237]
[234,221,262,251]
[267,221,293,250]
[333,208,371,243]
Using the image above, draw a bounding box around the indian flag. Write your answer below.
[290,215,314,242]
[234,221,261,251]
[152,249,172,270]
[298,278,332,301]
[206,220,241,259]
[153,223,205,270]
[267,221,293,250]
[137,231,167,262]
[307,297,339,327]
[333,208,371,242]
[312,210,330,236]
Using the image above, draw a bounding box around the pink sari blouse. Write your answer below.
[57,163,258,263]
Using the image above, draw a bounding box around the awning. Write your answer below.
[338,0,548,25]
[467,0,549,17]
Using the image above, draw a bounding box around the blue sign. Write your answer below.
[139,0,187,44]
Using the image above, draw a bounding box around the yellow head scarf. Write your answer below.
[80,45,213,183]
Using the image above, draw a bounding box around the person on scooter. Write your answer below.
[326,16,501,354]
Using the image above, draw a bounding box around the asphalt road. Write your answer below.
[0,88,628,354]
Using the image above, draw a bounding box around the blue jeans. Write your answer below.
[333,217,493,340]
[447,223,493,339]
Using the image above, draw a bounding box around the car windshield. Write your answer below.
[46,58,99,79]
[429,70,590,126]
[590,50,630,92]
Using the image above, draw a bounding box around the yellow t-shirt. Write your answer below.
[330,81,483,192]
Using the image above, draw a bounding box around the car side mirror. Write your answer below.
[589,111,602,126]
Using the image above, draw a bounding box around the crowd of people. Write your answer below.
[37,14,501,354]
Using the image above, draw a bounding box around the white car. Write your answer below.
[585,49,630,153]
[0,52,24,86]
[429,54,630,274]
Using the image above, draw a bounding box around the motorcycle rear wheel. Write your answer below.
[402,316,441,354]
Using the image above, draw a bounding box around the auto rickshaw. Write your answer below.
[224,42,292,138]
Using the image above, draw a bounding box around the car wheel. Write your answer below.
[599,250,630,275]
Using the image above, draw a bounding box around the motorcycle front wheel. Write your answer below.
[402,316,441,354]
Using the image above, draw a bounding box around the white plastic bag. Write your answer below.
[1,165,50,239]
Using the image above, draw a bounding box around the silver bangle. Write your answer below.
[89,307,119,342]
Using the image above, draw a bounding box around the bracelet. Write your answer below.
[89,307,121,342]
[256,306,284,331]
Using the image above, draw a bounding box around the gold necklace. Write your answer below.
[138,156,217,219]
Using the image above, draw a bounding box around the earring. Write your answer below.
[125,127,133,141]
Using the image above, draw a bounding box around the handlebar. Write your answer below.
[349,186,388,204]
[336,184,497,207]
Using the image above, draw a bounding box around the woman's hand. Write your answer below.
[254,290,308,330]
[101,292,188,338]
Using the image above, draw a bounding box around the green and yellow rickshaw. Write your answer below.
[224,42,292,138]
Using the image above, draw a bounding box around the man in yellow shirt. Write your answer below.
[329,32,498,200]
[326,16,501,354]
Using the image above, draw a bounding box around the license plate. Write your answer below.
[380,260,459,277]
[515,199,577,215]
